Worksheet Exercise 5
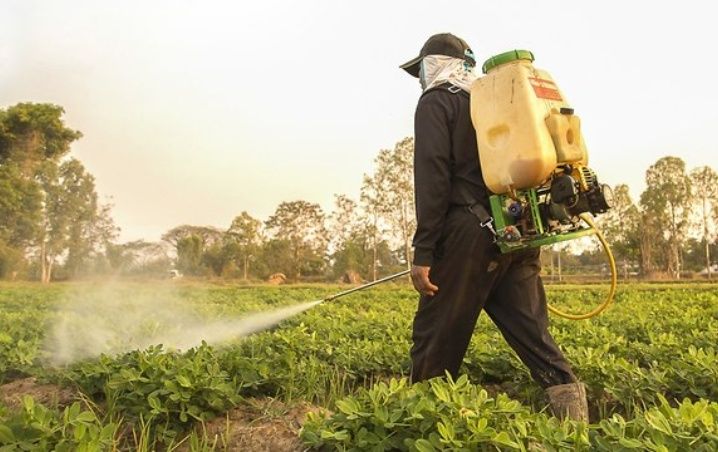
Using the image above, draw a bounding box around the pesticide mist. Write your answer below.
[44,283,321,366]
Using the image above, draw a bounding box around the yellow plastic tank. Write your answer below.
[470,50,588,195]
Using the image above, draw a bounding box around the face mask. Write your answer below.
[418,55,478,93]
[419,60,427,91]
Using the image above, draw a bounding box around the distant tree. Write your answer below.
[202,242,232,277]
[682,238,718,272]
[637,208,663,276]
[332,230,397,281]
[255,239,295,279]
[369,137,416,270]
[176,235,204,276]
[0,163,42,248]
[640,156,692,278]
[162,225,224,275]
[226,211,263,280]
[360,175,386,280]
[0,103,82,173]
[0,240,24,279]
[328,195,361,277]
[59,160,118,278]
[265,201,328,280]
[162,225,223,251]
[36,161,64,282]
[31,159,117,282]
[105,241,140,273]
[596,184,641,273]
[690,166,718,278]
[329,195,359,252]
[105,240,170,276]
[0,103,86,281]
[329,193,398,280]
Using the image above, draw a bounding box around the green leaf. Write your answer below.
[414,438,437,452]
[492,431,521,449]
[0,425,15,443]
[176,375,192,388]
[618,438,644,448]
[73,422,87,441]
[336,399,361,416]
[100,423,116,441]
[147,394,163,412]
[437,421,454,442]
[333,430,350,441]
[75,411,96,423]
[430,382,451,403]
[644,411,673,435]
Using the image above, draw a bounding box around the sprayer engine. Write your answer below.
[489,164,612,252]
[544,166,613,224]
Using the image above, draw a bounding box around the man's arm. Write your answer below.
[412,91,453,295]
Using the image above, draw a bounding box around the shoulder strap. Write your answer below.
[420,82,470,99]
[467,201,497,238]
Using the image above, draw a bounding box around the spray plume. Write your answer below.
[44,283,322,366]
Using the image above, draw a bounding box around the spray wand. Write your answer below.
[322,270,410,303]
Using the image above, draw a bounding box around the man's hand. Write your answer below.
[411,265,439,296]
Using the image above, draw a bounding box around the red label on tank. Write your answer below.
[529,77,562,101]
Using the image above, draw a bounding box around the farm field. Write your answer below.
[0,281,717,450]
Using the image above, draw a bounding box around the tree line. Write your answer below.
[1,103,716,282]
[0,103,115,282]
[0,103,415,282]
[154,136,417,281]
[595,157,718,279]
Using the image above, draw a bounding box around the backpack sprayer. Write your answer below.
[321,50,617,320]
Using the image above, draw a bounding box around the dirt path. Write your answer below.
[0,377,77,410]
[181,397,327,452]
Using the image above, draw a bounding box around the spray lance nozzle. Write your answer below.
[321,270,411,303]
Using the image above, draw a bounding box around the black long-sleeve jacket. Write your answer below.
[412,83,490,266]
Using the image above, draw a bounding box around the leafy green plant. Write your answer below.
[592,396,718,450]
[0,396,117,451]
[68,344,239,442]
[301,374,589,451]
[302,377,718,451]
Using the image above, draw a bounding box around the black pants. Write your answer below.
[410,207,576,388]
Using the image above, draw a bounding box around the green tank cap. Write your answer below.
[482,49,535,74]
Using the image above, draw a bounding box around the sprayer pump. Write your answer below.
[490,163,613,252]
[468,50,617,319]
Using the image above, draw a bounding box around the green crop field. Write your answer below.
[0,282,717,450]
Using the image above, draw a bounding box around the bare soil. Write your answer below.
[0,377,77,410]
[183,397,328,452]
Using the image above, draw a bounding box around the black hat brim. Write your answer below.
[399,55,422,78]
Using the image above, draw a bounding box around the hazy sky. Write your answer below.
[2,1,716,241]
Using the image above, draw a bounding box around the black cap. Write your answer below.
[400,33,475,78]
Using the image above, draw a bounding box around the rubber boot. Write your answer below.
[546,382,588,422]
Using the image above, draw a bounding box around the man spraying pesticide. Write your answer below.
[243,33,617,422]
[393,33,616,422]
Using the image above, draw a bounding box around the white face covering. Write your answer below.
[419,55,478,93]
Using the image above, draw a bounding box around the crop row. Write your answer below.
[302,375,718,451]
[0,283,717,449]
